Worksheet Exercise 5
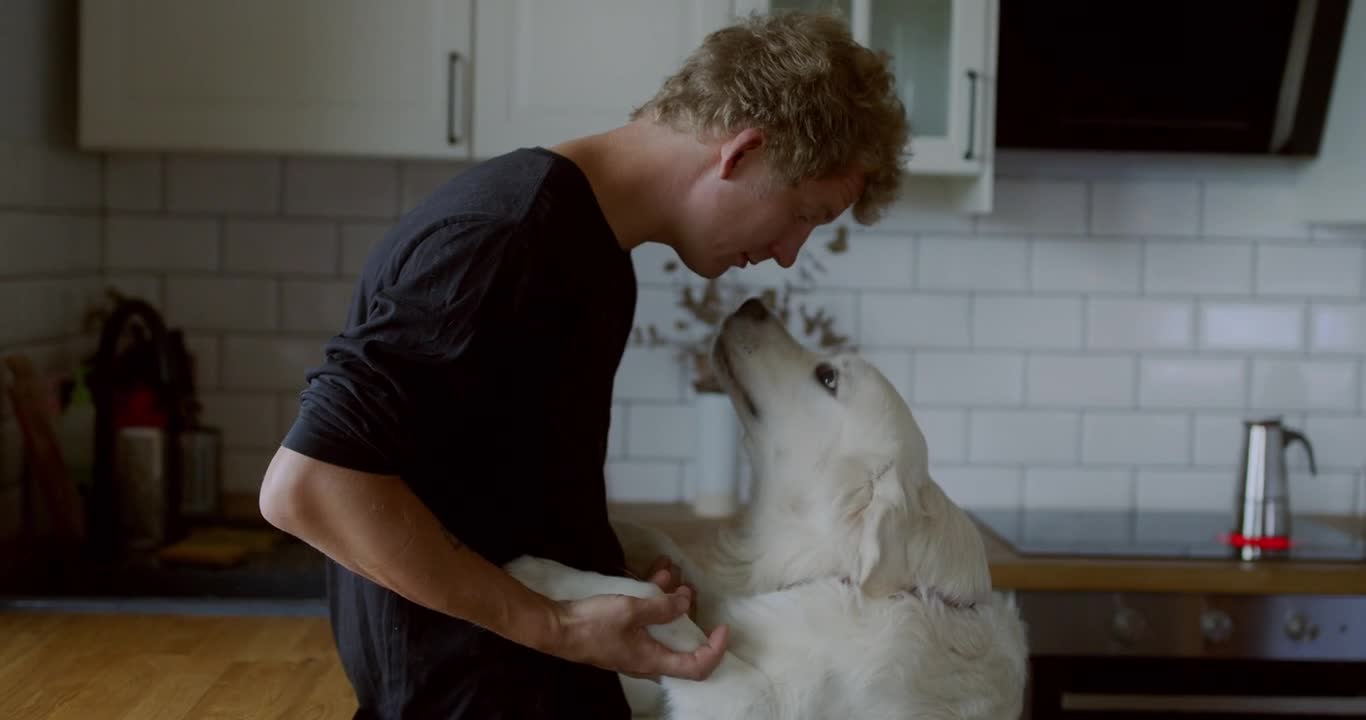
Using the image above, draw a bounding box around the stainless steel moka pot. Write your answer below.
[1233,417,1317,561]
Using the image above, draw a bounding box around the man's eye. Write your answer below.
[815,363,838,394]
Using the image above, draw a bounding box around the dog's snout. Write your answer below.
[736,297,770,322]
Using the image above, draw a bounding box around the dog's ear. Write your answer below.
[851,459,912,596]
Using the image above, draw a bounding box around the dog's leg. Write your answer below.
[504,556,776,720]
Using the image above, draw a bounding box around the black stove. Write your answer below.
[969,508,1366,562]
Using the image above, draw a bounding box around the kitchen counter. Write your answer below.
[608,503,1366,596]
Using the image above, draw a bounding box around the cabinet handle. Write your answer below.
[963,69,979,161]
[447,51,465,145]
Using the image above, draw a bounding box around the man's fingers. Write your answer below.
[652,624,730,681]
[631,587,692,626]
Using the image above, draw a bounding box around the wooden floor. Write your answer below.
[0,611,357,719]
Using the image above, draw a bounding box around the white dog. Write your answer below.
[506,297,1029,719]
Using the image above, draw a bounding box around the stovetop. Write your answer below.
[969,509,1366,562]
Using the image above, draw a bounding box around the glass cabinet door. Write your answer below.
[732,0,990,176]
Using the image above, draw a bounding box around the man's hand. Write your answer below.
[550,586,729,682]
[643,554,698,620]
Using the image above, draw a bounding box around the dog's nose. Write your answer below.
[736,297,770,321]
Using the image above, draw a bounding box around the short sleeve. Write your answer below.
[281,217,520,475]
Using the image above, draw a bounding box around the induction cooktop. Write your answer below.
[968,509,1366,562]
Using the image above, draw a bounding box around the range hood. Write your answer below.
[994,0,1351,156]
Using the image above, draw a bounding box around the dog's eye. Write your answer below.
[815,363,838,394]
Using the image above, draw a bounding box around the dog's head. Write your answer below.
[712,298,990,602]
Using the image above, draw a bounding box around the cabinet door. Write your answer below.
[79,0,474,158]
[736,0,993,176]
[471,0,734,158]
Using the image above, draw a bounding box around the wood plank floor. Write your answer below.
[0,611,357,719]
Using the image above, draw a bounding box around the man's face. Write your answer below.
[673,132,865,279]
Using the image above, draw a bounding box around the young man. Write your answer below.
[259,10,909,719]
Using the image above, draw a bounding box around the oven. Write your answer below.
[1017,591,1366,719]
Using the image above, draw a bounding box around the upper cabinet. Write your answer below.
[79,0,475,158]
[738,0,999,212]
[1298,0,1366,226]
[78,0,999,212]
[471,1,735,156]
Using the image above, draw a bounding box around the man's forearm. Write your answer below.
[260,447,561,652]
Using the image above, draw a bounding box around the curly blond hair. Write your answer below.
[632,10,909,225]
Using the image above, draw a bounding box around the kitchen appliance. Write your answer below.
[1234,417,1318,561]
[972,509,1366,718]
[995,0,1351,155]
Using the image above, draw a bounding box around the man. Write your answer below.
[259,10,909,719]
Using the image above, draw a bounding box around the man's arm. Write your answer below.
[258,445,728,679]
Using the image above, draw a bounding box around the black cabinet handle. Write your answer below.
[447,51,465,145]
[964,69,979,160]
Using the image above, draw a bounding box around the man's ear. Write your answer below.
[853,459,910,595]
[718,127,766,179]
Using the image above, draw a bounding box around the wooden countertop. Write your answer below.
[609,503,1366,596]
[0,611,355,719]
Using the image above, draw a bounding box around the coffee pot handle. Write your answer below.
[1282,429,1317,475]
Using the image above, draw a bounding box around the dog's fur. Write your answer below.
[506,298,1029,719]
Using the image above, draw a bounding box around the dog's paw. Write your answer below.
[503,555,568,598]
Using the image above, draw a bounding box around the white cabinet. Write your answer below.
[471,0,734,158]
[79,0,474,159]
[1297,0,1366,226]
[735,0,998,212]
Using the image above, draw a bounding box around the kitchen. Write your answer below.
[2,0,1365,718]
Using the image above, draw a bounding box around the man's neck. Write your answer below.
[551,120,709,253]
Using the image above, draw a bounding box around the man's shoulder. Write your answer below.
[411,146,583,226]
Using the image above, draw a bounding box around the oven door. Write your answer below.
[1030,656,1366,720]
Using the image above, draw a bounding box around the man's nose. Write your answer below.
[770,231,810,268]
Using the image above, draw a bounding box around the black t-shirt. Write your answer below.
[281,147,637,719]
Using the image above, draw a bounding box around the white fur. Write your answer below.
[505,299,1029,719]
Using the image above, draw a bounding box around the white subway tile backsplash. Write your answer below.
[1310,304,1366,353]
[1202,183,1308,240]
[281,280,355,332]
[1088,299,1195,350]
[874,176,976,233]
[104,154,162,211]
[1028,355,1135,407]
[166,156,280,214]
[1091,181,1199,237]
[608,404,626,459]
[626,403,697,459]
[103,274,162,309]
[975,179,1087,235]
[1135,470,1236,511]
[1201,303,1304,351]
[1083,412,1190,465]
[200,392,280,449]
[614,347,684,401]
[1139,357,1246,409]
[914,352,1024,406]
[1031,238,1141,293]
[817,234,913,289]
[1256,246,1363,297]
[1144,242,1253,295]
[183,334,220,390]
[0,213,99,276]
[1289,471,1360,514]
[105,217,218,271]
[340,222,387,276]
[860,293,970,348]
[1302,416,1366,470]
[917,236,1028,291]
[0,145,101,209]
[278,393,301,440]
[784,290,857,351]
[1250,359,1358,411]
[1024,468,1132,510]
[928,466,1023,509]
[166,277,276,331]
[285,158,398,218]
[916,408,967,463]
[974,297,1082,350]
[969,411,1079,463]
[606,461,683,502]
[632,241,686,285]
[221,335,326,391]
[223,221,338,275]
[0,280,70,344]
[859,350,912,402]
